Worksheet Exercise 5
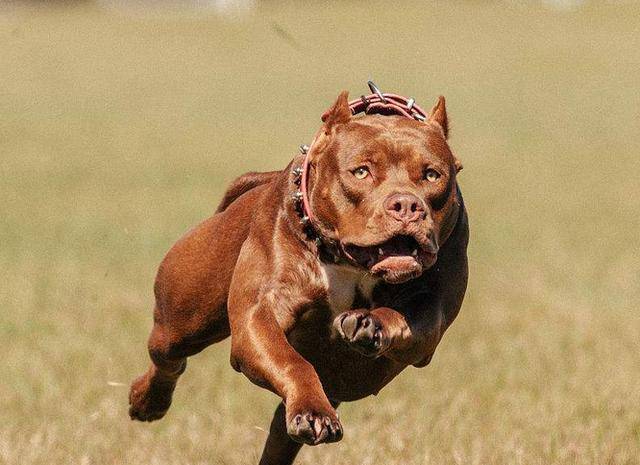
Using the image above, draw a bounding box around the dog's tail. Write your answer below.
[215,170,280,213]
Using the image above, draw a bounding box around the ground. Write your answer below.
[1,1,639,464]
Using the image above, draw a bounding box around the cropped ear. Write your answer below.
[454,156,463,173]
[429,95,448,139]
[321,91,351,130]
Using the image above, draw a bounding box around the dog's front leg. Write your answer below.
[335,237,468,367]
[230,291,343,445]
[228,242,342,446]
[334,305,445,367]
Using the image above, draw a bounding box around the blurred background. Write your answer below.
[1,1,639,464]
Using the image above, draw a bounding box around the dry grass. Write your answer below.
[1,1,639,464]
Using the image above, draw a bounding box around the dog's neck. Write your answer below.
[287,154,344,265]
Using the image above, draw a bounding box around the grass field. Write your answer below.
[1,1,640,464]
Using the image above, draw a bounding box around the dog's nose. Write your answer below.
[384,193,425,223]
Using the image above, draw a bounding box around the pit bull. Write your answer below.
[129,83,469,465]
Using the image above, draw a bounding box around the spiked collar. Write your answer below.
[291,81,430,263]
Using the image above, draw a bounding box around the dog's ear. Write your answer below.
[321,91,351,130]
[453,156,463,173]
[429,95,448,139]
[430,96,462,172]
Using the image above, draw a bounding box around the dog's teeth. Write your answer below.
[378,248,384,256]
[411,249,418,257]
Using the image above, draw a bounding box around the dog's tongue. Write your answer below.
[370,256,422,283]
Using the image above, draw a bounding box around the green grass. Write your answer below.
[1,1,639,464]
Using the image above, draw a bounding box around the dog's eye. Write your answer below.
[424,169,441,183]
[352,167,370,180]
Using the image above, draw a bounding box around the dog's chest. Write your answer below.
[319,264,379,315]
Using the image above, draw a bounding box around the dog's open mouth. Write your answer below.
[343,235,420,268]
[342,235,436,283]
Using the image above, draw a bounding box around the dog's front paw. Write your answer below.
[285,398,343,445]
[334,310,390,357]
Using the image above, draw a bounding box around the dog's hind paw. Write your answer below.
[128,373,175,422]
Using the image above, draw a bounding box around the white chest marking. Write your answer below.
[320,264,379,315]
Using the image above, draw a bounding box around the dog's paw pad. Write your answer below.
[334,311,387,357]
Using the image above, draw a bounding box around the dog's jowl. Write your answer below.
[129,85,469,465]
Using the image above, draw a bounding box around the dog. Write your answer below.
[129,83,469,465]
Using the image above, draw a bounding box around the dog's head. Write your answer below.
[307,91,463,284]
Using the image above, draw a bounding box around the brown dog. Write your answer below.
[129,85,469,465]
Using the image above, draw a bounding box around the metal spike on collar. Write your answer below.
[299,144,310,154]
[291,191,303,202]
[367,80,387,104]
[292,167,303,186]
[300,216,310,225]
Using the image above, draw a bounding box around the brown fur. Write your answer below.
[129,92,469,465]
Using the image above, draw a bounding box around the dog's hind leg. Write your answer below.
[129,314,229,422]
[128,326,186,422]
[129,181,265,422]
[259,402,303,465]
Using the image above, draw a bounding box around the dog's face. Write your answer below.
[308,92,463,284]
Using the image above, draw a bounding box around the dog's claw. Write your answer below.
[287,410,343,445]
